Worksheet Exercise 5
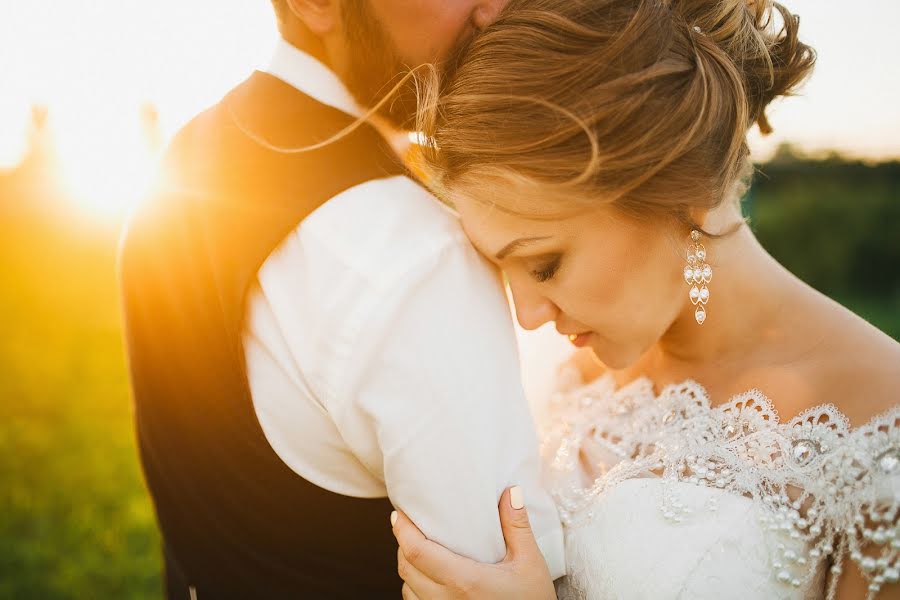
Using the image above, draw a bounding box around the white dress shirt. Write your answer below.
[242,38,565,576]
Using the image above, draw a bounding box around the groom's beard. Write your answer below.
[342,1,424,130]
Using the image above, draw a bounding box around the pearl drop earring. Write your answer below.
[683,229,712,324]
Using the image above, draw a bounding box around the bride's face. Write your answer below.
[455,187,688,369]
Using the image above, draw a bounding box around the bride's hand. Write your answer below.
[391,486,557,600]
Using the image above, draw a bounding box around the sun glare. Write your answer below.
[0,102,30,171]
[52,103,161,220]
[0,1,274,222]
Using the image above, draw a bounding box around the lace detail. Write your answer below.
[542,373,900,599]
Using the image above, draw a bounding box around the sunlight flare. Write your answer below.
[53,103,161,219]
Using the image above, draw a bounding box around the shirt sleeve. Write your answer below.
[330,238,566,578]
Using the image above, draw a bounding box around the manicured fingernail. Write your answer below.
[510,486,525,510]
[391,511,398,526]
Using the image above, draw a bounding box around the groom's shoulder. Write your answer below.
[327,175,461,241]
[256,172,507,351]
[304,174,482,276]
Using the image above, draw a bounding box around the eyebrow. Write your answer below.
[494,236,552,260]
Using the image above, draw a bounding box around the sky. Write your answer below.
[744,0,900,160]
[0,0,898,212]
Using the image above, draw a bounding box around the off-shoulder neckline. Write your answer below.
[574,371,900,433]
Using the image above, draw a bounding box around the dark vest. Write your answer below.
[119,71,406,599]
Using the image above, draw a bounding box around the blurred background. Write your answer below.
[1,1,897,598]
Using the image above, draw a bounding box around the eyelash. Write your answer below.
[531,256,562,283]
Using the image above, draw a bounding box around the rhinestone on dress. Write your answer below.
[876,448,900,474]
[791,439,820,466]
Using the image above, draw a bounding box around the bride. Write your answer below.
[389,0,900,597]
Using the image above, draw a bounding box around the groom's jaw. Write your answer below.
[275,0,512,128]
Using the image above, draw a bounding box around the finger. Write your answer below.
[392,510,479,585]
[401,583,420,600]
[397,547,444,599]
[498,486,541,562]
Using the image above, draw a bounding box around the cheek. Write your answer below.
[564,230,678,332]
[568,236,643,311]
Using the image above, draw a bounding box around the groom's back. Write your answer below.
[119,72,405,599]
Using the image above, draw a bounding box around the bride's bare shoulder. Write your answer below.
[808,307,900,427]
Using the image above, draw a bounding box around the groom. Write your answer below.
[119,1,564,598]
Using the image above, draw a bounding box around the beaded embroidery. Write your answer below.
[541,373,900,599]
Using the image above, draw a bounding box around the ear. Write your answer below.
[285,0,339,35]
[690,206,711,230]
[471,0,508,30]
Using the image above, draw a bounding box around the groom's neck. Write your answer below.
[280,21,332,70]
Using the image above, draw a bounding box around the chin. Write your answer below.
[589,338,642,371]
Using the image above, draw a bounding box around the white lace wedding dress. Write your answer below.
[539,369,900,599]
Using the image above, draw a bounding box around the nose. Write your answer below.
[508,276,558,331]
[472,0,511,30]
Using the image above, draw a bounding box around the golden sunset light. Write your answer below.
[1,1,275,218]
[2,1,899,597]
[52,104,159,218]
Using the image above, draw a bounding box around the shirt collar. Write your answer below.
[261,37,364,119]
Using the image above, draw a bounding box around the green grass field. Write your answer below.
[0,202,161,599]
[0,160,897,598]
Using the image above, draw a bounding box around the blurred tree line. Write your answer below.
[746,144,900,339]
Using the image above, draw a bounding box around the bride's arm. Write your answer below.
[392,487,557,600]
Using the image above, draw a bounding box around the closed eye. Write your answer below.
[531,255,562,283]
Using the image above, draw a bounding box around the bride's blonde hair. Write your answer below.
[415,0,816,230]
